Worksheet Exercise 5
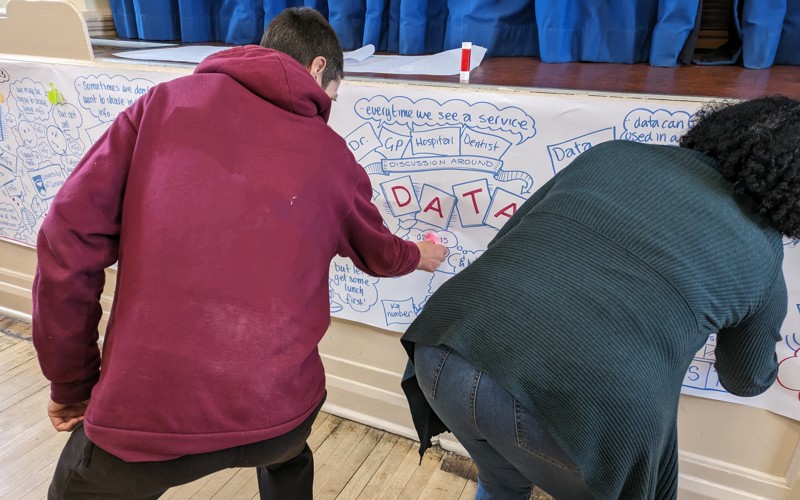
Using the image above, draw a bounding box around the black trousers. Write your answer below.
[48,397,324,500]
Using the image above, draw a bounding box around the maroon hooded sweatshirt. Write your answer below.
[32,46,420,462]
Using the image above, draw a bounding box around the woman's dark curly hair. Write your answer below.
[680,95,800,239]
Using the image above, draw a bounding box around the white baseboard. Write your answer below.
[0,266,34,319]
[678,451,795,499]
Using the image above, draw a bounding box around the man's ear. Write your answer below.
[308,56,327,80]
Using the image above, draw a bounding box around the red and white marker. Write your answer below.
[460,42,472,83]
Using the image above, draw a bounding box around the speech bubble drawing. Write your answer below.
[52,103,84,140]
[9,78,51,122]
[37,141,53,161]
[0,202,21,230]
[447,248,483,272]
[329,259,380,313]
[17,147,42,170]
[0,69,10,84]
[4,111,17,130]
[75,74,155,122]
[67,139,84,156]
[33,122,46,139]
[406,227,459,248]
[621,108,694,145]
[61,155,81,176]
[354,96,537,144]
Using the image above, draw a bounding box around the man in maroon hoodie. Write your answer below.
[32,7,446,499]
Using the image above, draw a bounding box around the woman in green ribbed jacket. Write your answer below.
[402,96,800,499]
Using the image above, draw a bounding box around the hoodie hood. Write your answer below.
[195,45,332,122]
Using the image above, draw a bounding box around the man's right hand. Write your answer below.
[48,398,90,432]
[415,241,447,272]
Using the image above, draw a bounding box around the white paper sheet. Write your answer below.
[112,44,377,65]
[92,39,178,49]
[344,45,487,76]
[344,44,376,62]
[113,45,231,64]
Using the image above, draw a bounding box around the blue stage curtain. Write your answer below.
[328,0,365,50]
[649,0,701,66]
[398,0,448,54]
[109,0,139,39]
[535,1,659,63]
[363,0,389,51]
[131,0,181,41]
[776,0,800,64]
[385,0,401,52]
[740,0,787,69]
[219,0,264,44]
[444,0,537,57]
[176,0,220,43]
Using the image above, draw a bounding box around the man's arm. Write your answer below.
[32,96,147,414]
[336,171,445,277]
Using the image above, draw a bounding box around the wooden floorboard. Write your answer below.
[0,314,552,499]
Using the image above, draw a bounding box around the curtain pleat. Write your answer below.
[444,0,537,57]
[740,0,787,69]
[109,0,139,39]
[776,0,800,64]
[649,0,702,66]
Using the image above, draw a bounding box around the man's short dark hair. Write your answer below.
[260,7,344,89]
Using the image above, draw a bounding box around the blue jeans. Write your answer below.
[414,344,594,500]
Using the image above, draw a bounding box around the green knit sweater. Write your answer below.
[401,140,786,499]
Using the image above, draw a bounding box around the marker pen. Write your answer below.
[460,42,472,83]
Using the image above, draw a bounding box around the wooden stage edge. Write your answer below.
[344,57,800,101]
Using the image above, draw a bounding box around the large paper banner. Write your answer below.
[0,59,798,421]
[329,88,699,330]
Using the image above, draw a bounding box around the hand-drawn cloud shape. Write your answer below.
[406,227,459,248]
[67,139,84,156]
[9,78,51,122]
[33,122,46,139]
[37,141,52,161]
[447,248,483,272]
[0,69,9,84]
[52,103,84,140]
[354,96,537,144]
[74,75,155,122]
[0,202,21,230]
[330,260,379,313]
[620,108,694,145]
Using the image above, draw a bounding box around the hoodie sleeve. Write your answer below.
[336,168,420,278]
[714,271,786,397]
[32,94,148,405]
